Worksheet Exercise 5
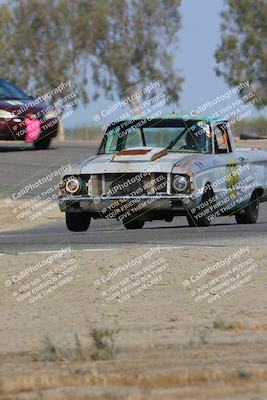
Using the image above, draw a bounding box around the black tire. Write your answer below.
[66,211,91,231]
[123,220,145,229]
[186,184,214,227]
[33,137,52,150]
[235,191,259,224]
[186,214,195,227]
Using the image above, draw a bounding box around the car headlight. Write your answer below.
[59,175,90,196]
[65,177,81,194]
[172,175,189,193]
[45,111,58,119]
[0,110,16,119]
[26,113,38,118]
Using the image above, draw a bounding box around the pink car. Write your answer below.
[0,79,58,149]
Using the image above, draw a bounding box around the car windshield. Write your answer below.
[0,80,30,100]
[100,119,212,154]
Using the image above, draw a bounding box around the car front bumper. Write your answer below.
[58,194,196,217]
[0,117,59,141]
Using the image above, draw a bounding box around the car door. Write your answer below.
[214,123,250,212]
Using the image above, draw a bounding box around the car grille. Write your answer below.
[90,173,168,196]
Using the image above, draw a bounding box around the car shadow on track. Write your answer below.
[141,221,267,230]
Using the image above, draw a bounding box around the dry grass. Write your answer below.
[89,328,119,361]
[37,329,119,364]
[213,319,238,331]
[0,364,266,399]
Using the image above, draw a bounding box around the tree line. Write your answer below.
[0,0,266,112]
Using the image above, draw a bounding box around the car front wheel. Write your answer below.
[123,220,145,229]
[66,211,91,231]
[186,184,215,227]
[33,137,52,150]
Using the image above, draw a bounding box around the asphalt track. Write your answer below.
[0,141,267,253]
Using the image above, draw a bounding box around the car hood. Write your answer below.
[69,147,208,175]
[0,98,47,114]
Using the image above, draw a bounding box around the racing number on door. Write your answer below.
[226,158,240,197]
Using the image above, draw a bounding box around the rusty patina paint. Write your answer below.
[151,149,168,161]
[116,149,151,156]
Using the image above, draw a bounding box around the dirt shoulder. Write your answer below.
[0,200,63,233]
[0,245,266,399]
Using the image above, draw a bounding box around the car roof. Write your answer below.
[116,115,228,124]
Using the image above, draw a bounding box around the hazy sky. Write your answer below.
[179,0,227,112]
[69,0,263,128]
[70,0,229,127]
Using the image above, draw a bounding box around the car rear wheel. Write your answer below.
[123,220,145,229]
[66,211,91,231]
[33,137,52,150]
[235,191,259,224]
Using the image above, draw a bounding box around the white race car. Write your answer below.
[58,116,267,231]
